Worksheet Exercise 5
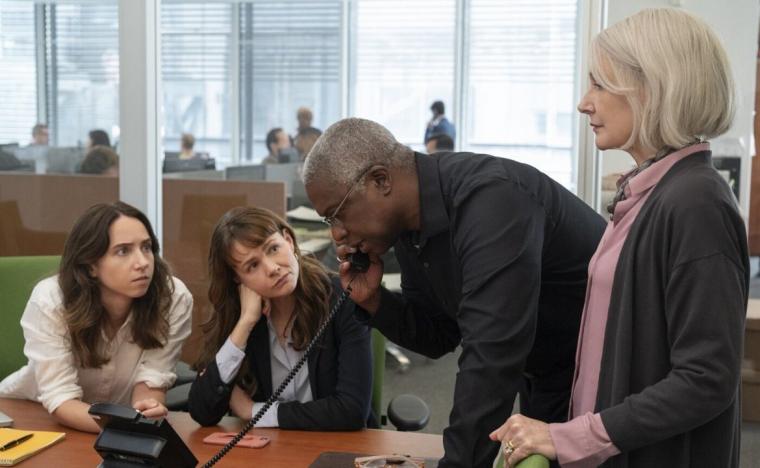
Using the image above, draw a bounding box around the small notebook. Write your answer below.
[0,428,66,466]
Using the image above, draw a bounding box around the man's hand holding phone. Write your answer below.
[336,244,384,314]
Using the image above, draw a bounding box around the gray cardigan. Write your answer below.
[597,151,748,467]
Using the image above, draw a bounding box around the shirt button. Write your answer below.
[423,262,429,268]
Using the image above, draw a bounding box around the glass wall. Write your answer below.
[466,0,579,189]
[0,0,119,258]
[162,3,232,165]
[0,2,36,144]
[239,0,342,161]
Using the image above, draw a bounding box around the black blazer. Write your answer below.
[188,278,372,431]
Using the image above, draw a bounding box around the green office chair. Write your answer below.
[0,255,193,410]
[0,255,61,379]
[495,451,550,468]
[371,329,430,431]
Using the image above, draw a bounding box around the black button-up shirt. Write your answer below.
[366,152,606,468]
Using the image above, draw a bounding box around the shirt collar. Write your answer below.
[266,317,293,346]
[414,152,450,249]
[626,142,710,197]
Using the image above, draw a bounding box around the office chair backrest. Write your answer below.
[0,255,61,379]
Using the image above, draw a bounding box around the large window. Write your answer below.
[3,0,583,183]
[466,0,579,189]
[48,2,119,147]
[162,3,232,165]
[352,0,456,149]
[161,1,342,166]
[0,1,120,260]
[0,0,120,148]
[0,2,37,145]
[239,0,342,161]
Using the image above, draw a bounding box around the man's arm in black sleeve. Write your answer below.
[441,180,545,468]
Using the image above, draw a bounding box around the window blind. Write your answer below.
[353,0,456,146]
[161,2,232,163]
[47,2,120,147]
[0,2,37,144]
[239,0,342,160]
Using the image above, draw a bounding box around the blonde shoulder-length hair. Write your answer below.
[590,8,735,152]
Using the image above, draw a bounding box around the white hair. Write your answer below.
[302,118,414,189]
[591,8,735,151]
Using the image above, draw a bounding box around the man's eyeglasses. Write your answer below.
[322,166,373,227]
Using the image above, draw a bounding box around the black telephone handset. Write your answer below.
[347,251,370,273]
[88,402,198,467]
[202,265,365,467]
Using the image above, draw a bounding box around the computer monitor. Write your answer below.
[289,179,312,209]
[225,164,266,181]
[164,151,180,159]
[277,147,300,163]
[265,163,302,197]
[11,145,49,173]
[163,158,216,173]
[47,147,85,174]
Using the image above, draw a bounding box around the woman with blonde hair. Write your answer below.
[188,207,372,430]
[491,8,745,467]
[0,202,193,432]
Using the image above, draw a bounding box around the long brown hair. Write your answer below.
[197,207,331,373]
[58,202,173,368]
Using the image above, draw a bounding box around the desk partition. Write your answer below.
[162,178,286,365]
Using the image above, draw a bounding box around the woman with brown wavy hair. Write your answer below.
[0,202,193,433]
[188,206,372,430]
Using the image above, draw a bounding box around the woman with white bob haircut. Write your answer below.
[490,8,746,468]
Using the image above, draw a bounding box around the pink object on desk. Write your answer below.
[202,432,270,448]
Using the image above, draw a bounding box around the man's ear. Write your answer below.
[368,165,392,196]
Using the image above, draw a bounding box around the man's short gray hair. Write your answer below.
[302,118,414,188]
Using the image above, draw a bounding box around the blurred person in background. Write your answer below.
[80,145,119,176]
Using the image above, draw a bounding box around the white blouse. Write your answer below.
[0,275,193,413]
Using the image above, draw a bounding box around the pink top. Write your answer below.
[548,143,710,467]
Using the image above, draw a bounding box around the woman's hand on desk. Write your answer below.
[133,398,168,419]
[229,386,254,420]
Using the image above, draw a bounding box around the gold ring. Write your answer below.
[503,440,515,456]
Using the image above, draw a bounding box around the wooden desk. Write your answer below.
[0,398,443,467]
